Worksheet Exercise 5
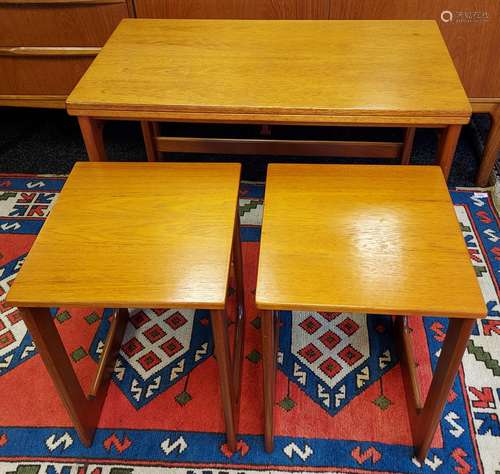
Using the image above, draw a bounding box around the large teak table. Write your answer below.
[66,19,471,179]
[256,164,486,461]
[7,162,246,449]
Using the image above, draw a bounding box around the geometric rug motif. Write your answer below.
[279,311,397,415]
[452,190,500,474]
[0,177,499,474]
[90,308,212,408]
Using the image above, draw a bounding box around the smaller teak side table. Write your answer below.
[7,162,245,450]
[256,164,486,461]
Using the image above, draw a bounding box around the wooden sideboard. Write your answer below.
[1,0,499,184]
[0,0,132,108]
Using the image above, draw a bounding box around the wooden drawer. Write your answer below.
[0,0,129,47]
[0,52,95,95]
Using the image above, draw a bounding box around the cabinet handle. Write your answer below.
[0,46,100,56]
[0,0,124,5]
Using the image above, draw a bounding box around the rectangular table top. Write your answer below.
[66,19,471,126]
[256,164,486,318]
[7,162,241,309]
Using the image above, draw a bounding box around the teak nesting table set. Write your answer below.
[6,19,487,462]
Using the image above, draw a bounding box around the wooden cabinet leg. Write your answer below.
[141,121,161,162]
[78,116,106,162]
[437,125,461,181]
[19,307,103,446]
[476,105,500,186]
[414,318,475,461]
[261,309,276,453]
[211,309,237,451]
[401,127,416,164]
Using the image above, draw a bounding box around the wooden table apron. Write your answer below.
[77,115,463,181]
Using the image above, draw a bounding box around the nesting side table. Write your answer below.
[256,164,486,461]
[7,162,245,450]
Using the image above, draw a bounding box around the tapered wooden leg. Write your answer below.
[19,307,103,446]
[261,309,276,453]
[141,121,161,162]
[476,105,500,186]
[211,309,237,451]
[89,308,129,398]
[78,117,106,162]
[401,127,416,164]
[231,211,245,422]
[413,318,475,461]
[395,316,423,412]
[437,125,462,181]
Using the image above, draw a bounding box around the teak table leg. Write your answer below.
[19,307,104,446]
[261,309,276,453]
[211,309,237,451]
[141,121,161,162]
[89,308,128,398]
[78,116,107,162]
[437,124,462,181]
[476,104,500,186]
[231,212,246,424]
[397,316,475,462]
[20,306,129,446]
[401,127,416,164]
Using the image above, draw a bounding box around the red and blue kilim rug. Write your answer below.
[0,174,499,474]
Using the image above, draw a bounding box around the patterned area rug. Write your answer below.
[0,174,498,474]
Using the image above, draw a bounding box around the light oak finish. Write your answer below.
[256,164,486,317]
[7,162,241,309]
[0,2,128,47]
[66,19,470,126]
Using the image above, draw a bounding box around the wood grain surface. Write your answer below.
[66,19,471,125]
[7,162,241,309]
[256,164,486,318]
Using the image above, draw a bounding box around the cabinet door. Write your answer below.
[328,0,500,98]
[134,0,330,19]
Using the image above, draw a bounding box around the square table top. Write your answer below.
[7,162,241,309]
[256,164,486,318]
[66,19,470,126]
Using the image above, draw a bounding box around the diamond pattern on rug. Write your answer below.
[281,310,397,414]
[90,308,212,408]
